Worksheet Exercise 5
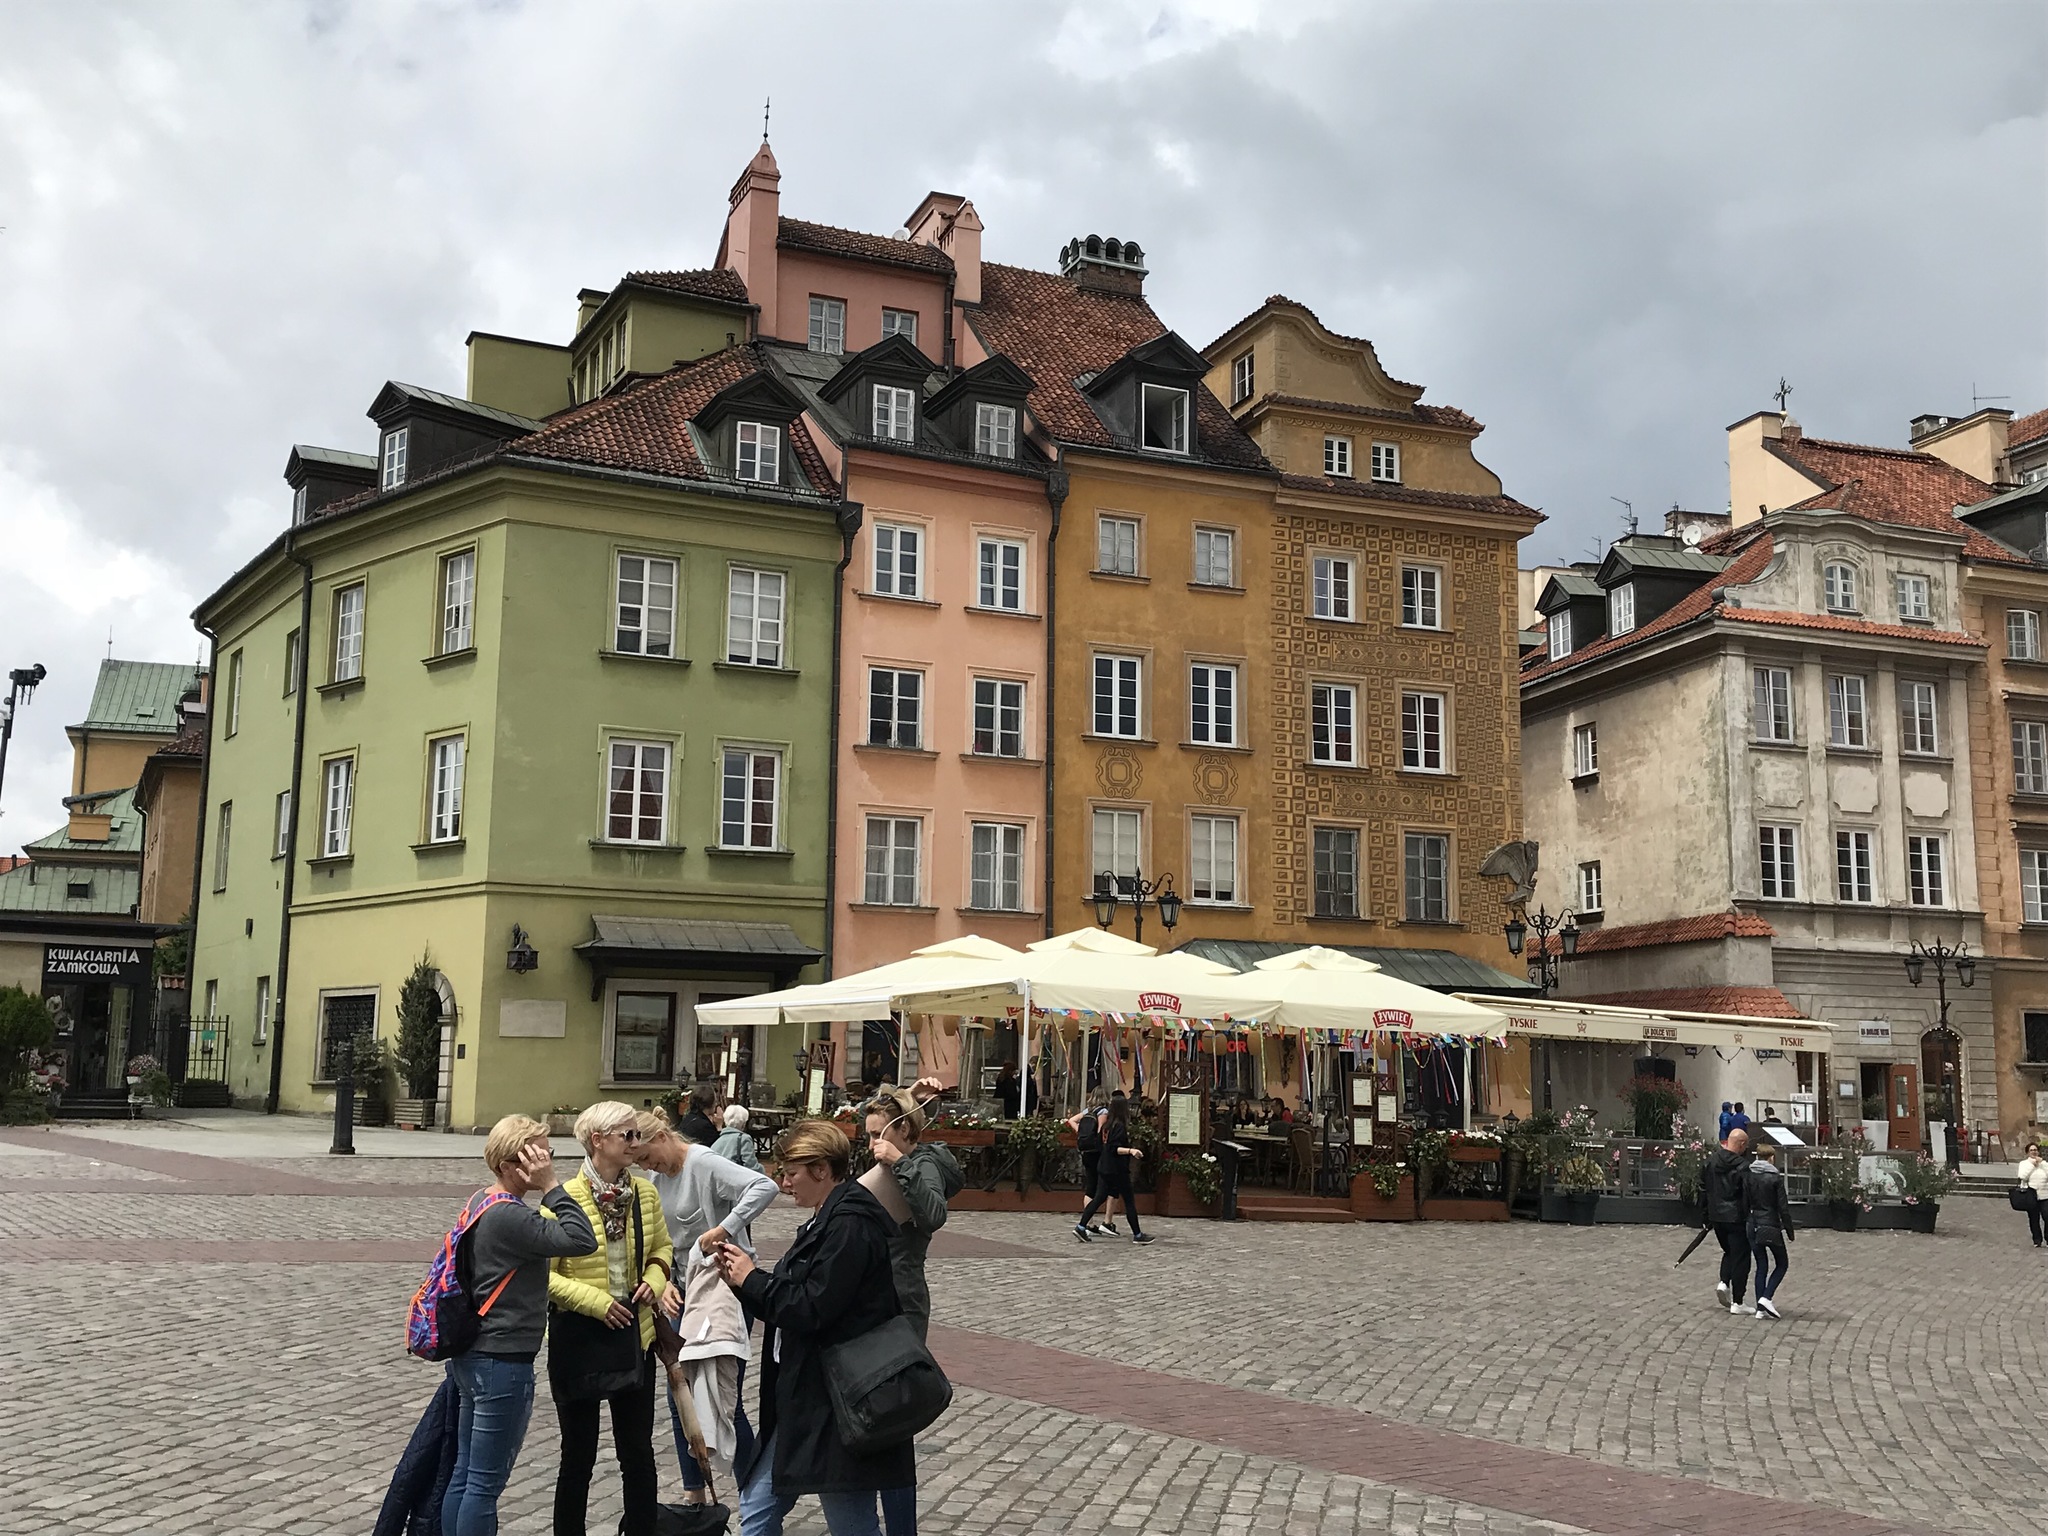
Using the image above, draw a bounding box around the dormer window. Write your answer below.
[736,422,782,484]
[1609,583,1636,636]
[873,386,915,443]
[1823,561,1859,613]
[292,484,308,523]
[881,308,918,343]
[1549,618,1571,661]
[975,403,1017,460]
[1140,384,1189,454]
[380,427,409,491]
[1231,352,1253,404]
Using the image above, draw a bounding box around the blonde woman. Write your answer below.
[547,1102,673,1536]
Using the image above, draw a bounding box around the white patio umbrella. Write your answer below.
[1222,947,1509,1039]
[694,935,1027,1029]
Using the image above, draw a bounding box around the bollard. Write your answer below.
[331,1067,357,1155]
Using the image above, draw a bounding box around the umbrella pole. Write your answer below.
[1018,980,1031,1117]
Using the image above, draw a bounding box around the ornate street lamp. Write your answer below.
[1505,905,1578,997]
[1904,938,1974,1170]
[1092,867,1180,946]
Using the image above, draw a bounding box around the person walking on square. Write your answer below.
[547,1103,674,1536]
[2016,1142,2048,1246]
[1066,1093,1118,1235]
[1745,1139,1795,1319]
[1702,1126,1753,1314]
[1075,1095,1153,1244]
[430,1115,597,1536]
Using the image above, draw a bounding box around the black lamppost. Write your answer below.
[1904,938,1974,1171]
[1503,905,1579,997]
[1092,867,1181,946]
[0,664,48,821]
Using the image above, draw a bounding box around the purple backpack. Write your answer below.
[407,1190,519,1361]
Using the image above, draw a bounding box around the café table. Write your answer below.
[1234,1129,1288,1185]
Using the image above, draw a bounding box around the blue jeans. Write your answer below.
[440,1353,536,1536]
[670,1357,755,1490]
[881,1483,916,1534]
[738,1434,883,1536]
[1752,1232,1789,1301]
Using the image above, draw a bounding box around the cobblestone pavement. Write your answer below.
[0,1122,2027,1534]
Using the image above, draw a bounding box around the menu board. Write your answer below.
[1167,1091,1204,1146]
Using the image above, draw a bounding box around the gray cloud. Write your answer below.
[1,0,2040,837]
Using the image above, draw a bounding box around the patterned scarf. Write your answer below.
[581,1158,636,1242]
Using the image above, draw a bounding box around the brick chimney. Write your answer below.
[1059,235,1146,297]
[720,140,781,337]
[906,193,982,304]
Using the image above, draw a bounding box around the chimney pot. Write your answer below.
[1060,233,1148,296]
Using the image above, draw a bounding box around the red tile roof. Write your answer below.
[970,262,1265,469]
[624,267,752,306]
[1719,608,1982,646]
[1541,910,1776,956]
[1204,295,1424,394]
[778,217,952,275]
[510,345,838,494]
[1574,984,1804,1019]
[152,720,206,759]
[1769,434,2018,564]
[2010,408,2048,454]
[1521,535,1775,682]
[1277,473,1540,522]
[1257,393,1484,433]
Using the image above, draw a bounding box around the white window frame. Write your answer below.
[863,816,923,906]
[428,734,465,844]
[440,549,476,655]
[1753,666,1794,742]
[615,552,678,658]
[872,385,916,443]
[1312,555,1355,622]
[971,677,1027,758]
[1400,564,1442,629]
[1572,722,1599,779]
[1230,351,1253,404]
[969,822,1025,912]
[1758,824,1799,899]
[976,537,1026,612]
[2011,609,2042,661]
[873,523,924,599]
[284,629,300,698]
[2015,719,2048,794]
[1400,690,1447,773]
[1193,527,1236,588]
[321,757,355,859]
[1548,617,1571,662]
[1895,573,1930,622]
[1403,832,1450,922]
[273,790,291,859]
[1907,834,1947,908]
[2023,849,2048,924]
[1324,435,1353,478]
[867,667,924,750]
[292,484,308,524]
[1189,814,1240,905]
[1309,682,1357,767]
[1835,829,1875,904]
[1827,674,1868,749]
[1092,654,1143,739]
[1188,662,1238,747]
[1608,582,1636,636]
[726,567,786,667]
[1898,680,1939,756]
[1097,515,1140,576]
[736,421,782,484]
[1092,807,1143,890]
[605,739,670,845]
[974,403,1017,460]
[880,308,918,343]
[1139,383,1190,455]
[1370,440,1400,483]
[332,584,365,683]
[213,802,232,892]
[1823,561,1859,614]
[379,427,409,491]
[1577,860,1603,915]
[253,975,271,1047]
[1312,826,1360,919]
[718,746,782,850]
[807,296,845,355]
[226,650,243,737]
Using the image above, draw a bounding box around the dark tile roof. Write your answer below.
[1768,433,2018,564]
[623,267,752,306]
[778,217,952,275]
[575,914,823,962]
[151,719,206,760]
[970,262,1265,469]
[0,860,141,917]
[509,344,838,496]
[1277,473,1540,522]
[2008,407,2048,454]
[1574,984,1803,1019]
[74,661,202,735]
[1522,536,1775,682]
[290,444,377,472]
[373,381,542,435]
[1256,393,1482,433]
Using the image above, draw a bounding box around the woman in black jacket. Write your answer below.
[714,1118,910,1536]
[1073,1096,1155,1245]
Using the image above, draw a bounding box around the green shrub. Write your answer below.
[394,955,442,1101]
[0,987,54,1089]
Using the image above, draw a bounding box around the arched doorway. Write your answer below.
[432,971,457,1123]
[1919,1026,1960,1163]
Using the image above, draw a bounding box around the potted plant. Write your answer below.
[546,1105,582,1138]
[1003,1113,1064,1190]
[1155,1151,1219,1217]
[350,1032,392,1127]
[1894,1152,1957,1232]
[1556,1152,1606,1224]
[1809,1149,1873,1230]
[391,955,442,1129]
[1349,1149,1416,1220]
[1620,1074,1691,1140]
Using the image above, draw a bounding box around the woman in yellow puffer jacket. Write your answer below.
[548,1101,674,1536]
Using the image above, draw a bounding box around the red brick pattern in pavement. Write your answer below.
[928,1325,1935,1536]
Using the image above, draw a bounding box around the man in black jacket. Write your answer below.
[1701,1127,1754,1314]
[1745,1139,1795,1319]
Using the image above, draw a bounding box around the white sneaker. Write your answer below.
[1730,1302,1754,1315]
[1757,1297,1781,1319]
[1716,1281,1731,1307]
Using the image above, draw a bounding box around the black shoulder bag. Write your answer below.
[547,1188,645,1402]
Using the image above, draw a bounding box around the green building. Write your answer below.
[195,301,850,1128]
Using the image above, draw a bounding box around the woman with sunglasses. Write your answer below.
[547,1102,674,1536]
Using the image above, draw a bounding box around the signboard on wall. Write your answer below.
[1858,1020,1893,1046]
[43,944,149,986]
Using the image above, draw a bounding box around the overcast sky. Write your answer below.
[1,0,2042,843]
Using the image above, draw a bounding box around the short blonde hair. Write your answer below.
[634,1109,669,1141]
[574,1100,639,1151]
[484,1114,550,1174]
[778,1118,852,1179]
[863,1085,925,1143]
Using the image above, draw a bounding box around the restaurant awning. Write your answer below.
[1177,938,1536,995]
[1454,993,1833,1051]
[573,915,823,1000]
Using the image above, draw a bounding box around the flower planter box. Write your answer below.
[354,1097,390,1128]
[1561,1191,1600,1225]
[393,1098,436,1130]
[546,1113,579,1138]
[1825,1200,1860,1232]
[1349,1173,1416,1220]
[932,1128,997,1148]
[1419,1197,1509,1222]
[1449,1144,1502,1164]
[1152,1170,1214,1219]
[1858,1202,1940,1233]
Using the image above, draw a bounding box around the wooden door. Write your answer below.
[1888,1063,1919,1155]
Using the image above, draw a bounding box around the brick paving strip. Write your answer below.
[925,1325,1941,1536]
